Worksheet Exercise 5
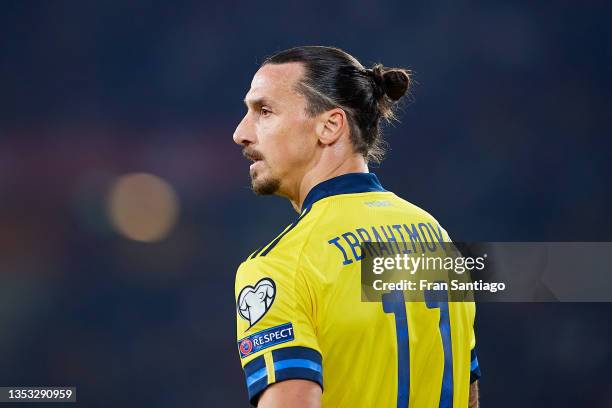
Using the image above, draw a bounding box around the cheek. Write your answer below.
[258,114,316,170]
[282,116,317,158]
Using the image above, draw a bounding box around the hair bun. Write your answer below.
[382,69,410,101]
[368,64,410,102]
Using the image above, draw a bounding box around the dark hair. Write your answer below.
[263,46,411,163]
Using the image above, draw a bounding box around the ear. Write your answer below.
[316,108,347,145]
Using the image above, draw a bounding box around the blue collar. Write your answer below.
[301,172,386,210]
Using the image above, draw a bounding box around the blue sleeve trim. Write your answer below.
[470,356,479,372]
[247,376,269,405]
[244,355,266,377]
[275,366,323,387]
[246,367,267,387]
[242,347,323,406]
[470,348,481,383]
[274,358,322,373]
[272,346,323,389]
[243,356,268,404]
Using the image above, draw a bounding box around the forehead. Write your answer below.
[245,62,305,105]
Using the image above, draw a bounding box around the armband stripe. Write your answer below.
[243,356,269,404]
[272,346,323,389]
[246,367,267,387]
[243,355,265,377]
[274,358,322,373]
[470,356,479,372]
[470,348,481,383]
[243,346,324,404]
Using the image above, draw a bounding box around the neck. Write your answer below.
[288,154,368,213]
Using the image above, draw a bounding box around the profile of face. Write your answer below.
[233,63,319,196]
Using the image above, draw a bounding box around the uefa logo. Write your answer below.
[239,338,254,356]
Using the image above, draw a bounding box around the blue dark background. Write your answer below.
[0,1,611,406]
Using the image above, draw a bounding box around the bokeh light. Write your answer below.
[107,173,180,242]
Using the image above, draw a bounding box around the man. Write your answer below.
[233,46,480,407]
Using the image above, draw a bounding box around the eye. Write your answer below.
[260,107,272,117]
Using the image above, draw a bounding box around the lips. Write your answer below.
[243,149,264,168]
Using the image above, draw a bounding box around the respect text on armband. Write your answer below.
[238,322,295,358]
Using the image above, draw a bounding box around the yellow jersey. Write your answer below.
[235,173,480,407]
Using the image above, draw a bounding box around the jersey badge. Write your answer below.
[237,278,276,327]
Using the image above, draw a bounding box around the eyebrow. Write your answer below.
[243,96,272,109]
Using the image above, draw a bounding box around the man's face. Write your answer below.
[233,62,318,196]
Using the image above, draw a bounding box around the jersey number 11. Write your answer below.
[382,289,453,408]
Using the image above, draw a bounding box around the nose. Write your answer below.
[233,114,254,146]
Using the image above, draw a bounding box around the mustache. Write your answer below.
[242,147,265,162]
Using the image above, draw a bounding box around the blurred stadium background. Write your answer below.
[1,1,611,406]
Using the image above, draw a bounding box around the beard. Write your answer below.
[244,147,280,195]
[250,169,281,195]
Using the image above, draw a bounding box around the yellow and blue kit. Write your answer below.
[235,173,480,407]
